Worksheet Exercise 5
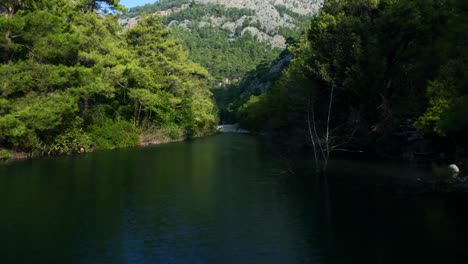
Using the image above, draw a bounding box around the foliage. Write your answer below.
[414,0,468,137]
[415,60,468,136]
[47,118,93,155]
[0,0,217,156]
[214,50,292,123]
[126,15,218,137]
[238,0,468,154]
[88,119,139,149]
[171,26,281,84]
[0,148,12,161]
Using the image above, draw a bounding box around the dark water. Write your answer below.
[1,134,468,264]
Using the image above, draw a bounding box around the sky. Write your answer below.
[120,0,158,9]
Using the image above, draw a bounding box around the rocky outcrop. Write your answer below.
[196,0,322,16]
[192,0,323,47]
[122,0,323,48]
[241,27,286,48]
[196,0,322,28]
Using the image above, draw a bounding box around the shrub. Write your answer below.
[0,148,12,161]
[47,127,93,155]
[88,120,139,150]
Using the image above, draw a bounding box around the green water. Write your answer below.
[0,134,467,263]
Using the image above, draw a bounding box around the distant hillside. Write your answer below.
[122,0,323,48]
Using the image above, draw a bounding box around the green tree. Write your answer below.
[238,0,468,159]
[125,15,217,136]
[0,1,217,157]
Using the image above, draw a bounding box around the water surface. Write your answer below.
[1,134,467,263]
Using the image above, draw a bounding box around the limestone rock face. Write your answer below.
[196,0,322,16]
[122,0,323,48]
[195,0,323,38]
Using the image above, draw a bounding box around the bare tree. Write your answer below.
[307,84,358,173]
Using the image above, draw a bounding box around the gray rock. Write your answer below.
[121,0,324,47]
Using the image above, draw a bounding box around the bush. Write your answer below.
[47,127,93,155]
[88,120,139,150]
[237,94,270,131]
[0,148,12,161]
[164,124,185,140]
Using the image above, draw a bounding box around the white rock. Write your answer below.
[448,164,460,174]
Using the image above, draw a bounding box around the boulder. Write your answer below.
[449,164,460,174]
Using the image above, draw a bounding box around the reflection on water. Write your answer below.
[0,134,467,263]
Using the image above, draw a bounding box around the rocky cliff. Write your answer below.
[121,0,323,48]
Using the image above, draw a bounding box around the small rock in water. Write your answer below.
[449,164,460,178]
[449,164,460,174]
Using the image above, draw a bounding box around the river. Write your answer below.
[0,134,467,263]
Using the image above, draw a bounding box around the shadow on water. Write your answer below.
[284,154,468,264]
[0,134,468,263]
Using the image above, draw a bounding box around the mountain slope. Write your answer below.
[121,0,322,82]
[122,0,323,48]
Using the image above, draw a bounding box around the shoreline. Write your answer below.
[3,132,467,194]
[1,131,222,165]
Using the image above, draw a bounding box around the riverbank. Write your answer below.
[0,128,220,165]
[1,122,256,165]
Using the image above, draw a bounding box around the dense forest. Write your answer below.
[172,26,279,83]
[0,0,217,160]
[237,0,468,164]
